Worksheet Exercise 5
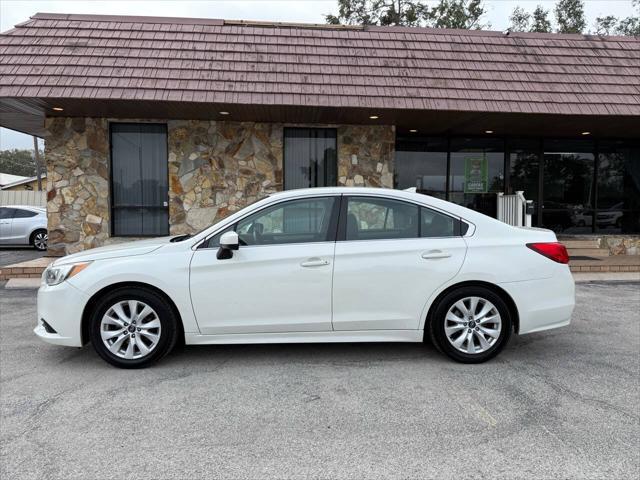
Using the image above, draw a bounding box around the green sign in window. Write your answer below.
[464,156,488,193]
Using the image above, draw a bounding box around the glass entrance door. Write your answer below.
[542,140,595,234]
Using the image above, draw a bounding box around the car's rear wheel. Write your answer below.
[89,287,178,368]
[429,286,512,363]
[31,229,47,250]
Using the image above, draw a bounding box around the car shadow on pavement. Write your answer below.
[36,332,569,371]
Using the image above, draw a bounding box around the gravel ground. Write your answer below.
[1,283,638,479]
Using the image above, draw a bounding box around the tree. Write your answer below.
[614,0,640,35]
[424,0,487,29]
[595,15,619,35]
[531,5,552,32]
[509,6,531,32]
[0,149,39,177]
[594,0,639,36]
[555,0,586,33]
[325,0,487,29]
[326,0,426,26]
[508,4,552,33]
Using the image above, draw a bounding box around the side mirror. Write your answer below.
[217,231,239,260]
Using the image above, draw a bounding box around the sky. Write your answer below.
[0,0,637,151]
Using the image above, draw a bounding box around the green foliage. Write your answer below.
[425,0,487,29]
[0,149,38,177]
[595,15,619,35]
[595,0,640,36]
[531,6,552,33]
[509,4,552,33]
[509,6,531,32]
[325,0,487,29]
[326,0,426,26]
[555,0,586,33]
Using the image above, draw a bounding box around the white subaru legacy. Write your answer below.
[36,188,574,368]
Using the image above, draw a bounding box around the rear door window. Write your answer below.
[12,208,38,219]
[345,197,419,241]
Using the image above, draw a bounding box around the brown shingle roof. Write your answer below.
[1,12,639,116]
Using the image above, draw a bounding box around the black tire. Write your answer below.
[30,229,48,251]
[89,287,178,369]
[428,286,512,364]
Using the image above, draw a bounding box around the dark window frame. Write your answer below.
[336,195,462,241]
[109,122,170,237]
[283,127,338,190]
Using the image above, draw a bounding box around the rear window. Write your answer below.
[420,208,457,238]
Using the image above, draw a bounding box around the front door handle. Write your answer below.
[300,258,330,268]
[421,250,452,260]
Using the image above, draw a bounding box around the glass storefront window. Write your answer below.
[508,139,540,227]
[449,138,504,218]
[394,136,639,234]
[598,141,640,234]
[395,138,447,199]
[542,139,594,234]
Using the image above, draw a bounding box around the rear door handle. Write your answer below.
[421,250,452,260]
[300,258,330,268]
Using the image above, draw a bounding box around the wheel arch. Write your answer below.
[424,280,520,338]
[80,281,185,346]
[29,227,47,243]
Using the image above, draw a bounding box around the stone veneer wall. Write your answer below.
[45,117,111,256]
[44,118,395,254]
[167,121,284,234]
[337,125,394,189]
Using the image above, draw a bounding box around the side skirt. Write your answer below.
[185,330,423,345]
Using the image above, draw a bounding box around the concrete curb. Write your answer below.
[573,272,640,283]
[4,278,41,289]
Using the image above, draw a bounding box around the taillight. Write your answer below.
[526,242,570,264]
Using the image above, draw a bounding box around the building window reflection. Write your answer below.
[395,136,639,234]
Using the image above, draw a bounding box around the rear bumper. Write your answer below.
[499,266,575,335]
[35,280,89,347]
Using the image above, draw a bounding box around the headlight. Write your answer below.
[43,262,91,286]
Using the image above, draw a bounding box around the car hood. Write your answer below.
[52,237,174,266]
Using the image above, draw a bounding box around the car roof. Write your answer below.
[268,187,498,226]
[0,205,45,212]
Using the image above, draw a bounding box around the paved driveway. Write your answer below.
[1,283,638,479]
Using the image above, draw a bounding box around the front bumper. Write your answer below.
[35,280,89,347]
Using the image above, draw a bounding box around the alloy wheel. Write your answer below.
[34,232,47,250]
[100,300,162,360]
[444,296,502,355]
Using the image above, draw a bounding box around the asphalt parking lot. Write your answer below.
[0,247,45,267]
[1,283,638,479]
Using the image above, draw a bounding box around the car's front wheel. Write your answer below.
[429,286,512,363]
[89,287,178,368]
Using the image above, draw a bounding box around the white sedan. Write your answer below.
[35,188,574,368]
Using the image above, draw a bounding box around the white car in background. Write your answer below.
[35,188,575,368]
[0,205,48,250]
